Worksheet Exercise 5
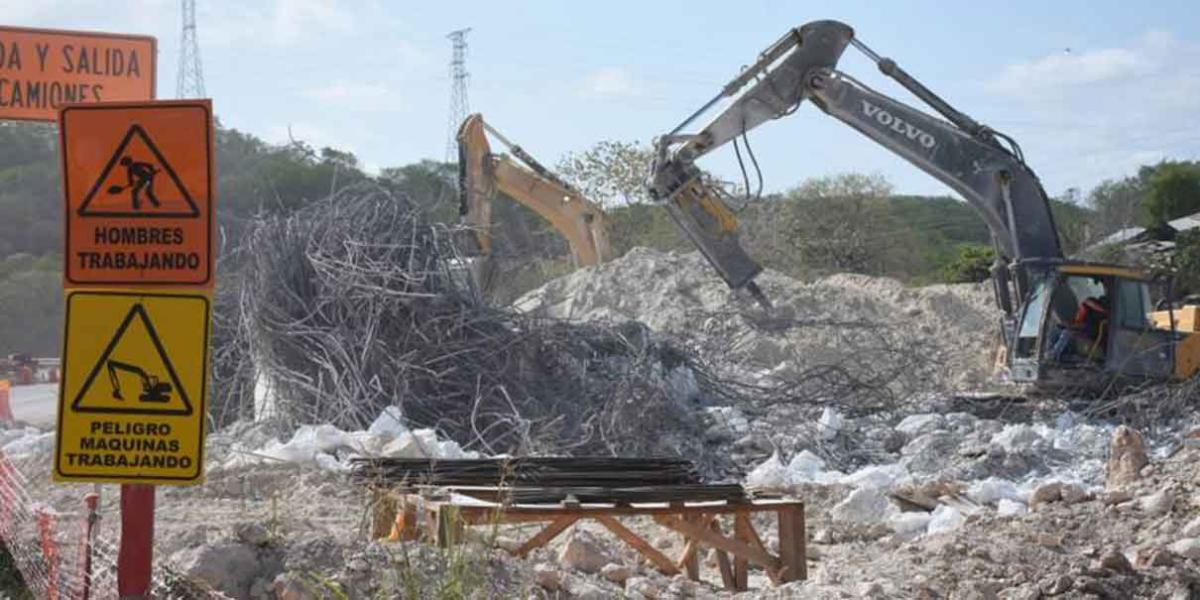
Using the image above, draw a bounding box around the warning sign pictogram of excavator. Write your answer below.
[70,302,192,416]
[56,290,210,485]
[60,100,214,288]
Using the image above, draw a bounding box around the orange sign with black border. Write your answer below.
[0,26,156,122]
[60,100,214,288]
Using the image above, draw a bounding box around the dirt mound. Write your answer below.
[515,247,1001,391]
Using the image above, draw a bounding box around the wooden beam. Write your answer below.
[676,514,712,581]
[415,497,803,523]
[514,516,578,557]
[653,515,782,575]
[712,520,735,590]
[435,506,464,548]
[736,512,781,586]
[777,506,807,582]
[595,515,679,576]
[371,491,398,540]
[732,514,751,591]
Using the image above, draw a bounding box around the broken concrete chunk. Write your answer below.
[1183,515,1200,538]
[533,563,562,590]
[1105,425,1148,490]
[557,530,615,574]
[1168,537,1200,560]
[832,487,900,524]
[1030,482,1063,509]
[625,576,661,599]
[1097,550,1135,574]
[601,562,632,584]
[171,541,263,599]
[926,505,965,535]
[895,413,945,438]
[1138,489,1174,516]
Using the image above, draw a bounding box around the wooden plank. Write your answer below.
[680,530,701,581]
[732,514,750,591]
[370,490,398,539]
[595,515,679,576]
[777,505,807,582]
[676,514,712,581]
[514,516,578,558]
[712,520,735,589]
[736,513,781,586]
[425,499,802,523]
[654,515,781,575]
[388,500,419,542]
[435,506,464,548]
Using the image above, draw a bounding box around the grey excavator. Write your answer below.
[647,20,1200,390]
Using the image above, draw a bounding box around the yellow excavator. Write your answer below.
[456,114,612,279]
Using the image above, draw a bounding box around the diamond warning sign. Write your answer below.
[60,100,214,288]
[55,290,210,484]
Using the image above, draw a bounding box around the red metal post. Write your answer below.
[117,484,155,599]
[78,492,100,600]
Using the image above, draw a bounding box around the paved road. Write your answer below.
[8,383,58,427]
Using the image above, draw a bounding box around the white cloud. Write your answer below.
[983,31,1200,190]
[201,0,355,47]
[988,48,1143,95]
[581,67,637,97]
[269,0,354,45]
[303,81,400,112]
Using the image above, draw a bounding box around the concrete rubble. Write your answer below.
[6,246,1200,598]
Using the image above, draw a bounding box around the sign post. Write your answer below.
[55,97,213,598]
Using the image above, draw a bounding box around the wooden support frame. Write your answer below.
[369,490,805,592]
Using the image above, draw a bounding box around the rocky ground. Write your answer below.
[3,247,1199,598]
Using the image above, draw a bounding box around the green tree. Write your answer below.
[556,140,653,206]
[1170,230,1200,298]
[766,173,921,277]
[1049,188,1095,256]
[1143,162,1200,226]
[942,244,995,283]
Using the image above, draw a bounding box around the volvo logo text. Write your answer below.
[861,100,937,149]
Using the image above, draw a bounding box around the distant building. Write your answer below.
[1087,209,1200,254]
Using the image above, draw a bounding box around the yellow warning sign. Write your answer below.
[55,290,209,484]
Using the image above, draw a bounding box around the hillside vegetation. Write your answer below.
[0,120,1195,355]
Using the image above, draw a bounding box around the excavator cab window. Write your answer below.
[1043,275,1112,365]
[1014,279,1049,359]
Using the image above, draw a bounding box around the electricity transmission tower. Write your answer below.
[444,28,471,163]
[176,0,206,98]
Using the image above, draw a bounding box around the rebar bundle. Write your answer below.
[348,457,702,488]
[217,184,720,466]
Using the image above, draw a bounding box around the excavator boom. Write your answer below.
[457,114,612,269]
[649,20,1063,314]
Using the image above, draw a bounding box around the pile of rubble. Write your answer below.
[515,247,1000,392]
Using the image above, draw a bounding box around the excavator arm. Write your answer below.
[648,20,1063,316]
[457,114,612,268]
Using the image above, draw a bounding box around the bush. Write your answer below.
[942,244,995,283]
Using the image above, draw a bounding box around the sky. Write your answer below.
[7,0,1200,199]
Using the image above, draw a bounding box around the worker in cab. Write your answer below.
[1049,294,1110,362]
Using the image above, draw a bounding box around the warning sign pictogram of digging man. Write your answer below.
[107,155,163,211]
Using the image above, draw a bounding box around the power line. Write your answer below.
[176,0,206,98]
[444,28,471,164]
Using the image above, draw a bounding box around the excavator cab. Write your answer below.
[1008,262,1182,389]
